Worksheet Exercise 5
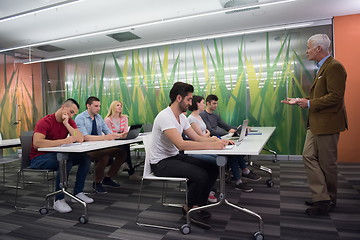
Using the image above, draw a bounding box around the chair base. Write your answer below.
[248,148,277,187]
[136,179,188,232]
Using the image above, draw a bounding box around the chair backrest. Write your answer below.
[142,134,153,177]
[19,131,34,169]
[142,123,153,133]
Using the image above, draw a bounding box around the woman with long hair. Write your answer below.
[105,101,141,180]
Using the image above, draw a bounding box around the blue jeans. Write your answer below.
[228,155,247,181]
[30,152,91,200]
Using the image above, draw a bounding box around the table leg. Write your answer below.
[186,155,264,235]
[44,153,88,222]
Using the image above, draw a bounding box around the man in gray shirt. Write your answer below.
[200,94,261,191]
[199,94,237,137]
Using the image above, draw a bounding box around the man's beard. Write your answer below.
[179,101,189,112]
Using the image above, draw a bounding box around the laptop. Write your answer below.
[116,124,142,140]
[236,119,248,143]
[232,124,242,137]
[224,119,248,149]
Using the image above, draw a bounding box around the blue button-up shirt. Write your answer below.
[308,55,331,108]
[75,110,111,136]
[316,55,330,73]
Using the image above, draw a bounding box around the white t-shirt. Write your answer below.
[150,107,191,164]
[188,114,207,134]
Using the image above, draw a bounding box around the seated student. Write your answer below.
[75,96,127,194]
[187,95,219,203]
[30,98,93,213]
[200,94,261,192]
[104,100,141,180]
[150,82,230,229]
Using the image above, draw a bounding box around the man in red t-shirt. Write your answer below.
[30,99,93,213]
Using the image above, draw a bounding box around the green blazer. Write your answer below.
[308,56,348,135]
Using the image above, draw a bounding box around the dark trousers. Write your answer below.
[118,144,135,176]
[152,154,219,208]
[87,147,125,182]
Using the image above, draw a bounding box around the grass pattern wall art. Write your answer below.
[61,26,331,155]
[0,25,332,155]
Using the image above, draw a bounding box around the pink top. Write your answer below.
[104,116,128,133]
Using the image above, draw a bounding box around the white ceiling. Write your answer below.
[0,0,360,62]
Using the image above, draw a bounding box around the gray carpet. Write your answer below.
[1,158,359,240]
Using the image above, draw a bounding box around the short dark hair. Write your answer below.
[86,96,100,106]
[206,94,218,103]
[64,98,80,110]
[188,95,204,111]
[169,82,194,104]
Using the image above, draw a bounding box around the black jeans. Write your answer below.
[152,154,219,208]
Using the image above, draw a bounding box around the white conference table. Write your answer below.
[0,138,21,186]
[184,127,275,238]
[38,137,143,153]
[185,127,275,156]
[37,136,144,223]
[0,138,21,157]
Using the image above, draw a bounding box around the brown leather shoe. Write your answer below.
[306,200,332,216]
[305,200,336,210]
[306,206,329,216]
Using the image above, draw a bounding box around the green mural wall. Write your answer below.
[59,25,332,155]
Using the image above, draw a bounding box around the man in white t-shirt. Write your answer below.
[150,82,229,229]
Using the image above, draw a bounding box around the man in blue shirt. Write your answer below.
[75,96,126,194]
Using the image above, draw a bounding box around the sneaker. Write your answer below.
[53,199,72,213]
[102,177,120,188]
[242,170,261,181]
[71,192,94,204]
[92,182,108,194]
[129,173,142,181]
[207,191,218,203]
[235,182,253,192]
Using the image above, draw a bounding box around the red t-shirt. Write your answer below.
[30,113,78,159]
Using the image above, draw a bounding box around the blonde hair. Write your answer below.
[105,100,127,118]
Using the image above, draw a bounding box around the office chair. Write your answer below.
[15,131,89,223]
[129,123,153,166]
[14,131,55,211]
[136,134,188,232]
[141,123,153,133]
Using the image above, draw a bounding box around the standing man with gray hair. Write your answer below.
[282,34,348,216]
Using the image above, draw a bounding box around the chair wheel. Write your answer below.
[79,215,88,224]
[253,231,264,240]
[39,207,48,215]
[180,224,191,234]
[266,179,274,187]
